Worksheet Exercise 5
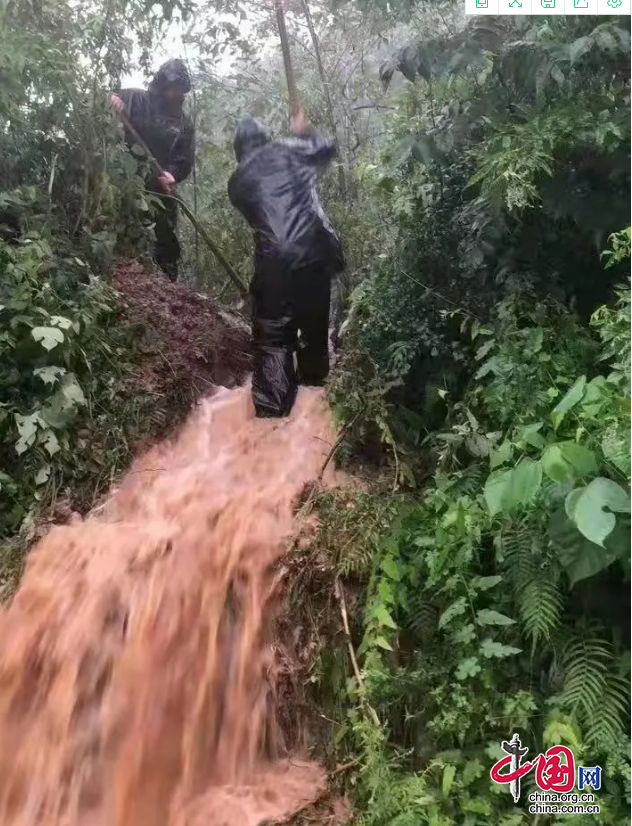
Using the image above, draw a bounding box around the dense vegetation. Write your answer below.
[0,0,153,569]
[0,0,630,823]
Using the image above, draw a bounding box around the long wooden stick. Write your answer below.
[115,108,248,298]
[157,192,248,298]
[334,578,381,728]
[117,108,165,178]
[274,0,300,116]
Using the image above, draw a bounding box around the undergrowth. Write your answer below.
[0,0,174,586]
[301,231,631,825]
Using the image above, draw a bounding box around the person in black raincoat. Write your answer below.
[110,59,195,281]
[228,110,345,418]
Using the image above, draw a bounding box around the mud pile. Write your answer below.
[0,386,336,826]
[113,260,252,404]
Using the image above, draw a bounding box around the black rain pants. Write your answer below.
[152,193,180,282]
[250,250,331,418]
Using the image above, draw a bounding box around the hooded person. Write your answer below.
[110,59,195,281]
[228,111,345,418]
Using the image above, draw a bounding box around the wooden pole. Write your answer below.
[117,108,164,179]
[274,0,300,117]
[157,193,248,298]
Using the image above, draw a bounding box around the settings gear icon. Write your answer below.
[607,0,623,7]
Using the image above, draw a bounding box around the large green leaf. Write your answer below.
[49,315,72,330]
[484,469,512,516]
[551,505,630,586]
[31,325,64,351]
[480,639,522,659]
[374,604,397,630]
[542,444,572,483]
[439,597,467,629]
[42,429,60,457]
[514,422,546,450]
[565,488,583,522]
[484,459,543,516]
[14,412,40,455]
[476,609,515,627]
[374,636,393,651]
[559,442,598,476]
[551,508,616,585]
[569,36,592,66]
[551,376,587,427]
[455,656,481,681]
[33,365,66,386]
[442,764,456,798]
[542,442,598,482]
[511,458,543,507]
[566,477,630,546]
[472,575,503,591]
[34,464,51,485]
[380,555,401,581]
[490,440,512,469]
[61,374,86,406]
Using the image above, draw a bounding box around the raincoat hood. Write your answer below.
[149,59,191,95]
[233,116,271,162]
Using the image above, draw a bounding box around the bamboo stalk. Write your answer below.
[274,0,300,116]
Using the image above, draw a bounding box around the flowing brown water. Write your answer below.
[0,386,337,826]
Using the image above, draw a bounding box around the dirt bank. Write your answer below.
[113,260,252,407]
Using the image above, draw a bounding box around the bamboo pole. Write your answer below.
[274,0,300,117]
[156,192,247,298]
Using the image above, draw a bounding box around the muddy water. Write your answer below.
[0,387,336,826]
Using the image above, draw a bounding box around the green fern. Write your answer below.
[547,634,629,755]
[338,543,373,578]
[449,463,486,497]
[519,577,564,648]
[501,524,564,645]
[501,524,538,583]
[560,636,612,717]
[584,672,630,750]
[406,592,438,643]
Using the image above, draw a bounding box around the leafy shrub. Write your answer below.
[331,16,630,453]
[0,235,135,537]
[337,247,630,823]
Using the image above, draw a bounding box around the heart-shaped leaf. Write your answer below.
[32,326,64,351]
[566,477,630,547]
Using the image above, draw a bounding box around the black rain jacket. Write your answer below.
[115,59,194,184]
[227,116,345,273]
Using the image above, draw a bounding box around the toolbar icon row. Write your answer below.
[466,0,629,13]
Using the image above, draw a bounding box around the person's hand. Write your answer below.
[109,94,125,113]
[290,108,309,136]
[157,171,176,192]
